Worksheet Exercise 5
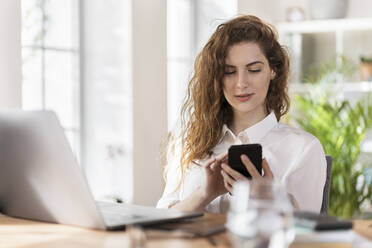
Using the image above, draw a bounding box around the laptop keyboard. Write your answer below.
[101,212,143,227]
[96,201,146,227]
[95,200,203,228]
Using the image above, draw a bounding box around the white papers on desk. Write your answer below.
[294,226,354,243]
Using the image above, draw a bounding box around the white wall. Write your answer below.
[132,0,167,206]
[237,0,281,23]
[348,0,372,18]
[0,0,22,108]
[238,0,372,23]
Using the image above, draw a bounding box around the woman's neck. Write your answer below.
[229,108,268,136]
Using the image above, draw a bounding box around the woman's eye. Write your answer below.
[249,69,261,73]
[224,71,235,75]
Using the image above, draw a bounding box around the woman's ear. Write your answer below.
[270,69,276,80]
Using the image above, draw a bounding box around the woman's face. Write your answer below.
[222,42,275,118]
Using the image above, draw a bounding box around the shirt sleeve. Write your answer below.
[286,138,327,212]
[156,143,182,209]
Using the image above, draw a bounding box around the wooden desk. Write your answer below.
[0,214,371,248]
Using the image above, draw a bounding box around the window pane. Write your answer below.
[44,50,79,129]
[22,48,43,109]
[21,0,43,46]
[44,0,76,49]
[195,0,237,52]
[168,60,192,128]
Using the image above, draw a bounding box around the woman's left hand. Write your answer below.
[220,155,273,194]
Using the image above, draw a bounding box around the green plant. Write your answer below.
[293,57,372,218]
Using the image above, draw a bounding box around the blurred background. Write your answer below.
[1,0,372,218]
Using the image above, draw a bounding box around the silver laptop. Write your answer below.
[0,110,202,230]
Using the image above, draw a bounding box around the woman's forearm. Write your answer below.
[170,187,214,212]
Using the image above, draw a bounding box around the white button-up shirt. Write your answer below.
[157,112,327,213]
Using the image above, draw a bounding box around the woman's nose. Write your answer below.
[236,70,249,89]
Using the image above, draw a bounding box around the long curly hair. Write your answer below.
[168,15,290,189]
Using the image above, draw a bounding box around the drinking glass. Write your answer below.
[227,180,294,248]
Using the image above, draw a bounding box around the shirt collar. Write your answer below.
[222,124,234,139]
[222,112,278,143]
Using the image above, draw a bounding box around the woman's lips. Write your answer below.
[235,93,254,102]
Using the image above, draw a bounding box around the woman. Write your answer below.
[157,15,326,213]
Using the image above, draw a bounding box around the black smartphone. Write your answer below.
[228,144,262,179]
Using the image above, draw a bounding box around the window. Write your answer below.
[22,0,132,203]
[21,0,80,158]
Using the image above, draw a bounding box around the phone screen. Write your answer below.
[228,144,262,179]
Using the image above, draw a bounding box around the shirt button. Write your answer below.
[239,134,250,144]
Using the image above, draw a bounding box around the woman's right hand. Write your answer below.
[200,152,228,202]
[170,153,228,212]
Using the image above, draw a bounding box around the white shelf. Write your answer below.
[277,18,372,87]
[277,18,372,34]
[290,82,372,93]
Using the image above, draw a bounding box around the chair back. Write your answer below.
[321,155,333,214]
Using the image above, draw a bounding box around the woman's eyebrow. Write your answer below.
[245,61,264,66]
[225,61,264,67]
